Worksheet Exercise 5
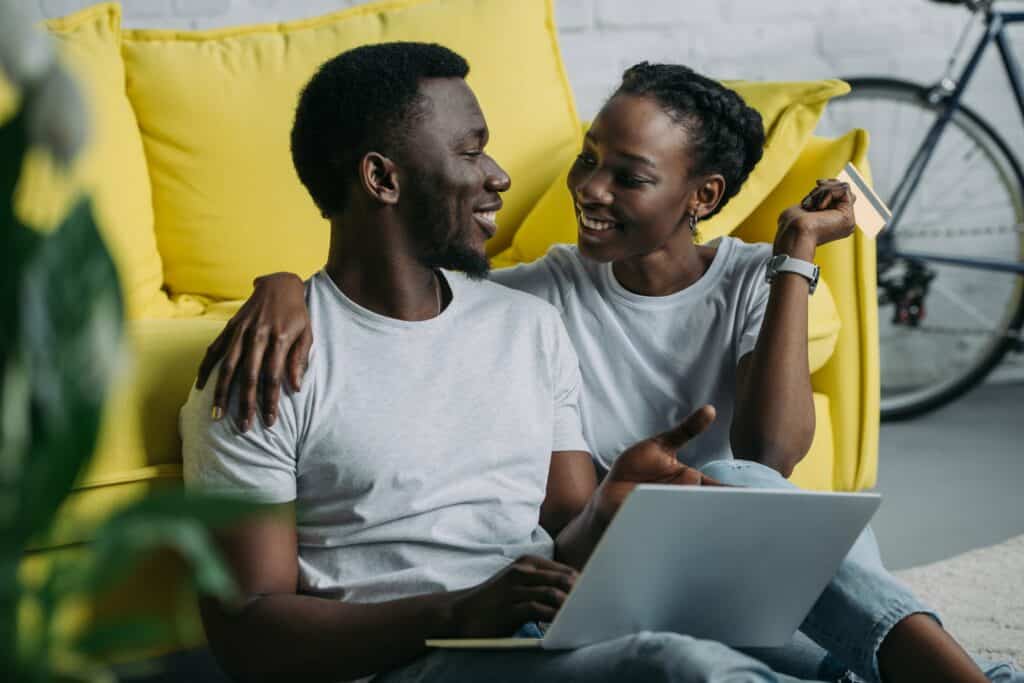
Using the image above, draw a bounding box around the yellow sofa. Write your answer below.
[12,0,879,657]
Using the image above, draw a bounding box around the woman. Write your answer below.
[196,63,1017,682]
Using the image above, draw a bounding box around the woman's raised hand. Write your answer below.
[196,272,312,431]
[774,179,857,256]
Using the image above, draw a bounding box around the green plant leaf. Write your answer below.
[0,106,28,226]
[0,109,43,549]
[0,105,41,678]
[85,520,236,604]
[101,489,268,530]
[72,617,173,660]
[73,491,265,603]
[12,196,124,550]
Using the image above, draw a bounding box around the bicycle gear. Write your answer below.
[879,261,936,327]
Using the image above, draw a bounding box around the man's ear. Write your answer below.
[694,174,726,219]
[359,151,400,206]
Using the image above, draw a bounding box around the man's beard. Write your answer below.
[416,198,490,280]
[421,238,490,279]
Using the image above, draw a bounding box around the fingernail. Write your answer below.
[241,419,251,432]
[211,406,223,421]
[266,412,276,428]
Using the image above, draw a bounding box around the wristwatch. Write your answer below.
[766,254,819,294]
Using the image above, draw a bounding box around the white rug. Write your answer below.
[896,534,1024,669]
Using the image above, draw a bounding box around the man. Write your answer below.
[180,42,777,683]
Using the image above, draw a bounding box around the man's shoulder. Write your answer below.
[454,270,563,322]
[304,270,333,309]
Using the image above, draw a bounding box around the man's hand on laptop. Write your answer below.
[596,405,723,523]
[445,555,578,637]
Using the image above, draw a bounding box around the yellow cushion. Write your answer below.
[122,0,580,300]
[495,79,849,266]
[788,393,835,491]
[84,318,223,485]
[735,130,878,491]
[3,3,173,319]
[808,277,840,373]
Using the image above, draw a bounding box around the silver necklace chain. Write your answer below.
[434,271,443,316]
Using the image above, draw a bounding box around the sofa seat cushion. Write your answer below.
[122,0,580,301]
[1,3,173,319]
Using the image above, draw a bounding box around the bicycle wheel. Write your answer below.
[816,77,1024,420]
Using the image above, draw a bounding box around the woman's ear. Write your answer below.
[359,151,400,205]
[695,174,726,219]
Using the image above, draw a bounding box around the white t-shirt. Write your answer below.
[181,270,589,604]
[491,236,772,472]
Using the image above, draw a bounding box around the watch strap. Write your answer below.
[766,254,819,294]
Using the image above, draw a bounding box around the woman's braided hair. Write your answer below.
[614,62,765,220]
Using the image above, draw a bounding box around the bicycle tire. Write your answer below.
[817,77,1024,421]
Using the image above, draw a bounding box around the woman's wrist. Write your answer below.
[773,224,818,261]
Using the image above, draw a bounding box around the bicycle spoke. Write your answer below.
[928,128,975,172]
[883,102,904,189]
[918,144,993,209]
[929,279,1001,331]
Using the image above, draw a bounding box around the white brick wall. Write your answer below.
[32,0,1024,379]
[32,0,1020,148]
[31,1,1023,138]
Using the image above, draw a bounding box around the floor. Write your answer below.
[872,380,1024,570]
[118,380,1024,681]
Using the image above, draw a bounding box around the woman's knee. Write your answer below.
[623,631,780,682]
[700,459,794,490]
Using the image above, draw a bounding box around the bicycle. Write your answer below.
[815,0,1024,420]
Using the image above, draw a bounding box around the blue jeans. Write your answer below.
[375,459,1020,683]
[701,459,1020,683]
[376,628,815,682]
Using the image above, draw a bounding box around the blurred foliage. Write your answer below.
[1,103,257,681]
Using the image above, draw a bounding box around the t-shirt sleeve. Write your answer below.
[180,365,302,504]
[489,246,570,311]
[549,312,591,454]
[737,248,772,361]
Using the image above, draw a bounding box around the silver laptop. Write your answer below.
[427,484,880,650]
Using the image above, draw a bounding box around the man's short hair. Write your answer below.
[291,42,470,217]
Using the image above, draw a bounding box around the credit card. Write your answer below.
[836,162,891,238]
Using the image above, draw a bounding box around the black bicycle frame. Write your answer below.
[883,6,1024,275]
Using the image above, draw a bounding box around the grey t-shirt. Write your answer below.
[181,269,589,604]
[491,236,772,472]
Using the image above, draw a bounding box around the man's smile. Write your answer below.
[473,208,499,238]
